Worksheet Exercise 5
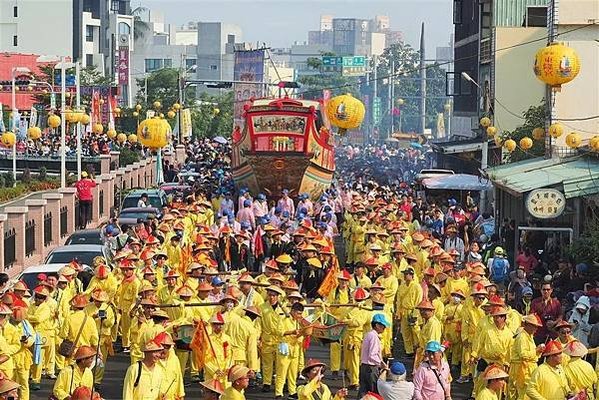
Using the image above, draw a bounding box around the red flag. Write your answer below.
[317,256,340,298]
[189,320,214,370]
[253,226,264,259]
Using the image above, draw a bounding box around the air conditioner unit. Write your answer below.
[118,34,130,47]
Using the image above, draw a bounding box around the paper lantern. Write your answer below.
[92,123,104,134]
[65,111,79,124]
[27,126,42,140]
[1,132,16,147]
[167,110,176,119]
[79,114,90,125]
[494,136,503,147]
[137,117,171,149]
[114,107,121,115]
[47,114,61,129]
[213,108,220,115]
[534,43,580,88]
[397,98,405,106]
[325,94,365,132]
[117,133,127,144]
[107,129,117,139]
[153,101,161,109]
[132,111,139,117]
[590,136,599,151]
[486,126,497,137]
[172,103,181,111]
[532,127,545,140]
[565,132,582,148]
[128,134,138,144]
[520,137,533,150]
[135,104,142,111]
[503,139,517,152]
[480,117,491,128]
[549,123,564,138]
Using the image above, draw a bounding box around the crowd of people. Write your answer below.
[0,141,595,400]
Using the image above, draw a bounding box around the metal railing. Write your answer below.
[74,199,80,230]
[60,206,68,237]
[25,220,35,257]
[99,190,104,217]
[44,212,53,247]
[3,228,16,269]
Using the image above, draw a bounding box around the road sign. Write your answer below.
[322,56,367,76]
[373,97,382,125]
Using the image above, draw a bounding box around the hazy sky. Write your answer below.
[140,0,452,54]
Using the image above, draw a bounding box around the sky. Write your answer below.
[140,0,453,55]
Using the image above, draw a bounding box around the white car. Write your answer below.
[15,263,93,292]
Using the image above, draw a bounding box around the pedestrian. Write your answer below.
[0,375,20,400]
[122,336,166,399]
[200,379,225,400]
[508,314,544,400]
[74,171,96,229]
[477,364,509,400]
[377,361,415,400]
[412,340,451,400]
[137,193,150,208]
[525,340,572,399]
[297,359,348,400]
[52,345,96,400]
[530,282,562,344]
[222,365,250,400]
[562,341,597,399]
[358,313,389,398]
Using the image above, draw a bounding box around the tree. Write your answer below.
[135,68,195,109]
[132,7,151,41]
[376,42,449,134]
[191,92,234,138]
[503,101,546,163]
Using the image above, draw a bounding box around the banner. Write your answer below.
[180,108,192,138]
[117,47,129,87]
[0,103,4,132]
[30,106,38,127]
[233,50,265,129]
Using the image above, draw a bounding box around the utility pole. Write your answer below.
[372,55,377,145]
[60,57,66,188]
[419,22,427,134]
[76,61,81,180]
[390,60,395,136]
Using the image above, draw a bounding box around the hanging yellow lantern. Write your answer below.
[480,117,492,128]
[532,127,545,140]
[79,114,90,125]
[213,108,220,115]
[533,43,580,88]
[65,110,77,124]
[114,107,121,115]
[590,136,599,151]
[549,123,564,138]
[159,113,165,119]
[494,136,503,147]
[486,126,497,137]
[153,101,161,109]
[117,133,127,144]
[132,111,139,117]
[128,134,138,144]
[48,114,61,129]
[503,139,517,152]
[135,104,142,111]
[325,94,365,135]
[167,110,176,119]
[1,132,16,147]
[565,132,582,148]
[520,137,533,150]
[137,117,171,149]
[172,103,181,111]
[107,129,117,139]
[27,126,42,141]
[92,123,104,134]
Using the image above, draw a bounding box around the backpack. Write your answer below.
[490,257,508,283]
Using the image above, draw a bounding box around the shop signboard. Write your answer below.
[526,188,566,219]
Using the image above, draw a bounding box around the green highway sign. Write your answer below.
[322,56,367,76]
[373,97,381,125]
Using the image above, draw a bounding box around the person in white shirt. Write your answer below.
[377,361,415,400]
[137,193,150,208]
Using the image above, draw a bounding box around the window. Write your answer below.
[13,35,17,46]
[186,59,197,69]
[445,71,473,96]
[118,22,131,35]
[111,0,120,12]
[13,6,17,17]
[210,65,218,70]
[145,59,163,72]
[163,59,172,68]
[453,0,463,24]
[86,54,94,67]
[86,25,94,42]
[525,6,548,27]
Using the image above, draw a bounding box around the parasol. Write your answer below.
[212,136,228,144]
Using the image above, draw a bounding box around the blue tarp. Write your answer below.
[422,173,492,191]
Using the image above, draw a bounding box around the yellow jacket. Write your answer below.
[0,322,21,375]
[326,287,351,321]
[472,323,513,366]
[117,277,141,308]
[477,387,500,400]
[159,348,185,400]
[431,298,445,322]
[396,280,422,319]
[158,287,184,321]
[564,357,597,398]
[204,331,234,384]
[225,313,259,370]
[260,302,286,347]
[442,301,463,343]
[417,316,442,351]
[123,361,166,400]
[459,301,485,344]
[52,364,93,400]
[10,320,35,369]
[85,275,119,299]
[84,303,116,337]
[348,274,372,290]
[222,386,246,400]
[298,377,341,400]
[27,301,55,336]
[377,275,399,307]
[525,362,571,400]
[60,309,99,348]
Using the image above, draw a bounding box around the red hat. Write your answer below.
[209,312,226,324]
[37,273,47,281]
[382,263,392,271]
[337,269,351,280]
[542,340,563,356]
[96,265,109,279]
[164,269,180,279]
[354,287,369,301]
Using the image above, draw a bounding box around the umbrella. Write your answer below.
[422,174,492,191]
[410,142,423,149]
[213,136,228,144]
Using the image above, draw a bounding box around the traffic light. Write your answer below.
[206,82,232,89]
[277,81,300,89]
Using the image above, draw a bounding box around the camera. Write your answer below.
[407,316,418,326]
[98,309,107,319]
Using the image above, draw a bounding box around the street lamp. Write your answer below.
[54,58,77,188]
[444,100,452,137]
[178,64,196,143]
[396,98,405,134]
[11,66,31,187]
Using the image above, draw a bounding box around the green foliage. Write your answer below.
[191,92,234,139]
[377,42,449,133]
[2,172,14,188]
[298,74,361,100]
[20,168,32,184]
[503,102,547,163]
[568,217,599,265]
[119,147,141,167]
[38,166,47,181]
[135,68,195,109]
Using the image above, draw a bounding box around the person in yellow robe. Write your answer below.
[395,267,422,356]
[52,346,95,400]
[414,300,442,368]
[297,359,348,400]
[60,294,99,350]
[443,289,465,369]
[326,270,352,377]
[10,300,35,400]
[203,312,234,387]
[122,336,167,399]
[274,302,306,398]
[563,340,597,399]
[84,264,118,299]
[340,288,371,389]
[458,283,486,383]
[477,364,509,400]
[116,261,141,352]
[348,264,372,290]
[27,286,55,390]
[525,340,572,400]
[84,289,116,385]
[259,285,286,391]
[508,314,544,400]
[0,304,19,380]
[157,332,185,400]
[222,365,250,400]
[224,304,259,371]
[376,264,399,311]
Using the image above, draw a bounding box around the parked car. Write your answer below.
[16,263,93,292]
[64,229,104,245]
[44,244,110,267]
[121,188,168,210]
[117,207,162,226]
[159,183,192,197]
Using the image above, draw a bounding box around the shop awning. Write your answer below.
[487,156,599,198]
[422,173,493,191]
